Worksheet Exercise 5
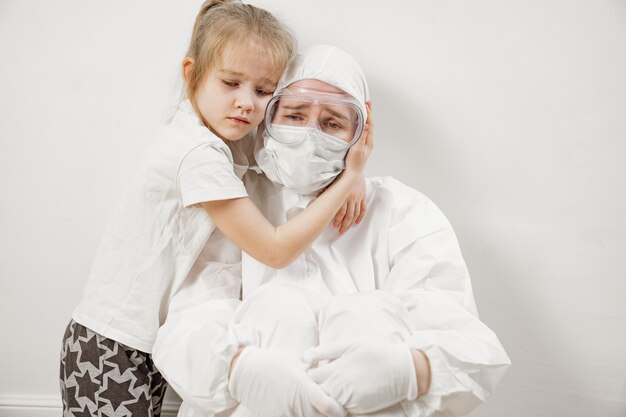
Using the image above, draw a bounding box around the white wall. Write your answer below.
[1,1,624,416]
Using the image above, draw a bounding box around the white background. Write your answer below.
[1,1,625,416]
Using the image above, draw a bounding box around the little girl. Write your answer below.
[59,1,372,416]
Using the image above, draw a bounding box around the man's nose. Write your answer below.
[306,106,322,129]
[306,117,320,130]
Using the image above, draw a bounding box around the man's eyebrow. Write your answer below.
[323,107,350,121]
[281,103,311,111]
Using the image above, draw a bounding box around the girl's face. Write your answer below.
[187,46,282,142]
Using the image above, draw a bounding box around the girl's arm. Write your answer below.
[203,107,373,269]
[203,169,359,269]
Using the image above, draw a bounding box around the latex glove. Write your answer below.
[228,346,346,417]
[304,339,418,414]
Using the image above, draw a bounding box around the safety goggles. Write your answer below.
[265,87,364,145]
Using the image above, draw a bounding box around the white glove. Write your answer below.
[304,339,418,414]
[228,346,346,417]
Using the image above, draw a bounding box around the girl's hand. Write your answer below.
[343,101,373,174]
[333,174,367,234]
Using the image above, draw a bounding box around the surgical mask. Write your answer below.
[256,124,350,195]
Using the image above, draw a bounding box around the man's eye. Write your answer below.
[222,80,238,87]
[325,120,344,130]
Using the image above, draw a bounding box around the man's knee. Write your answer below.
[318,290,414,343]
[235,283,322,351]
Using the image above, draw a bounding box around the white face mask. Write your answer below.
[256,124,351,195]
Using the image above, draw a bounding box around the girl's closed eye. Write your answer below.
[222,79,239,87]
[255,87,274,97]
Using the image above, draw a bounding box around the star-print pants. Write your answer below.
[59,320,168,417]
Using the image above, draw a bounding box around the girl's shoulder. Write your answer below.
[166,100,224,145]
[151,100,228,160]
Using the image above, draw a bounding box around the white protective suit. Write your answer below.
[152,45,510,417]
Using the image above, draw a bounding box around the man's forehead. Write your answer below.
[288,79,348,96]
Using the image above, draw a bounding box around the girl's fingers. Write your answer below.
[333,202,347,228]
[339,199,356,234]
[355,198,367,224]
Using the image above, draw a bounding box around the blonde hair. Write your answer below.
[184,0,295,107]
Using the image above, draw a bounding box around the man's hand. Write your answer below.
[228,346,346,417]
[304,339,418,414]
[332,174,367,234]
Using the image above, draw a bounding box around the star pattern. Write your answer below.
[64,348,81,380]
[150,372,164,393]
[72,405,94,417]
[99,337,117,352]
[60,323,168,417]
[151,390,166,415]
[130,366,148,390]
[123,392,152,417]
[74,370,100,405]
[105,346,135,376]
[150,372,167,400]
[64,385,82,411]
[101,377,135,411]
[78,336,101,368]
[72,323,88,343]
[130,350,147,366]
[96,363,116,385]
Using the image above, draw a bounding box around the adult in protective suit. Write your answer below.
[152,45,511,417]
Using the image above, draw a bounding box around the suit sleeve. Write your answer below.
[152,269,258,415]
[381,182,511,416]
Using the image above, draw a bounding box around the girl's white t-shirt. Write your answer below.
[72,100,249,353]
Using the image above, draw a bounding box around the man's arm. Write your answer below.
[382,180,510,416]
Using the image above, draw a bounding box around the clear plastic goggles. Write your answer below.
[265,87,364,145]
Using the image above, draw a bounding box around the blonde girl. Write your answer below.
[59,1,372,416]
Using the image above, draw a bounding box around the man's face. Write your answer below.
[270,80,360,143]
